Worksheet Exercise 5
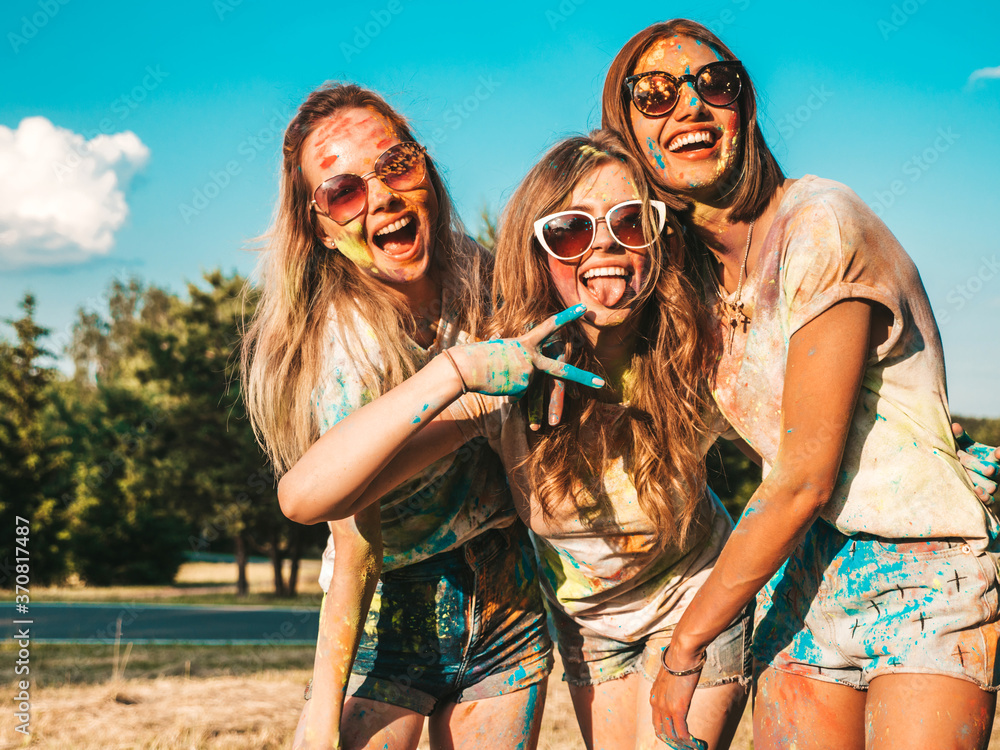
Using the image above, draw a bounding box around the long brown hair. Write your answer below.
[241,83,491,475]
[602,19,784,223]
[491,130,719,547]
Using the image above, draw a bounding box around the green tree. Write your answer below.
[0,294,72,586]
[129,270,323,596]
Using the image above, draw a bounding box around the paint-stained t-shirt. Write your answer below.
[710,175,995,540]
[316,302,515,590]
[450,394,734,642]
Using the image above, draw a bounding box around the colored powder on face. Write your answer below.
[646,136,666,170]
[690,97,699,106]
[336,232,379,274]
[412,416,421,424]
[319,154,338,170]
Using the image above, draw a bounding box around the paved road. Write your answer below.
[4,602,319,644]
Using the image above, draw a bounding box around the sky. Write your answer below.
[1,0,998,416]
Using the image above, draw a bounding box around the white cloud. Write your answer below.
[0,117,149,268]
[967,65,1000,88]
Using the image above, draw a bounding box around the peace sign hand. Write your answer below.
[446,304,605,400]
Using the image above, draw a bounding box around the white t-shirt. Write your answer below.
[710,175,994,540]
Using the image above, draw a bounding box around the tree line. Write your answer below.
[0,271,326,595]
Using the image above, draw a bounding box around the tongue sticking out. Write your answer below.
[586,276,627,307]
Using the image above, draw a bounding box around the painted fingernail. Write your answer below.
[592,376,605,387]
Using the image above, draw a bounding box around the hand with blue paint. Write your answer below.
[446,304,605,399]
[953,423,1000,507]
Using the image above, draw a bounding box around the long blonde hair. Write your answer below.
[491,130,719,547]
[241,83,491,475]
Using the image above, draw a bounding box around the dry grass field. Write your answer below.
[0,656,754,750]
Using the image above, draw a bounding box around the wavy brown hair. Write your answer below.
[602,19,784,223]
[491,130,719,547]
[241,83,491,475]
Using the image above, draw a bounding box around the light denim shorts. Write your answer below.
[551,603,753,688]
[754,518,1000,691]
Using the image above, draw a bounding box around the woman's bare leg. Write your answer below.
[865,674,995,749]
[568,674,639,750]
[334,696,425,750]
[428,680,548,750]
[753,667,866,750]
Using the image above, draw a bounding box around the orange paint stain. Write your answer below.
[319,154,338,170]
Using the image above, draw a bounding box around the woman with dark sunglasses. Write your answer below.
[241,83,553,749]
[279,129,754,750]
[602,18,1000,749]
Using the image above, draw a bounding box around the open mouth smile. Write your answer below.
[667,129,719,154]
[372,213,419,257]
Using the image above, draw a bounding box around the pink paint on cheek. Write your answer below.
[546,257,580,307]
[319,154,338,170]
[375,137,392,149]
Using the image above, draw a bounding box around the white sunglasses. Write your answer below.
[533,199,667,261]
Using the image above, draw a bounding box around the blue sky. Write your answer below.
[2,0,998,415]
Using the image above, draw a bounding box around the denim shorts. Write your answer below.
[754,518,1000,691]
[342,523,552,715]
[551,603,752,688]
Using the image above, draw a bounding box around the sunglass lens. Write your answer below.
[698,64,742,107]
[633,74,678,116]
[543,214,594,259]
[317,174,367,223]
[377,143,425,191]
[608,203,649,248]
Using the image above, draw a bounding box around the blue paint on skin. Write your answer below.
[554,303,587,326]
[412,416,421,424]
[646,136,666,169]
[690,97,699,106]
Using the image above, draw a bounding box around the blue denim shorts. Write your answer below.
[551,604,753,688]
[344,523,553,715]
[754,518,1000,691]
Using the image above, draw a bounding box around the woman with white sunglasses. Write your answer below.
[279,129,754,750]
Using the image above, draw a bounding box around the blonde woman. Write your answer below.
[242,83,552,749]
[278,130,754,750]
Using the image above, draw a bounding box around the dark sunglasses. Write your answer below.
[310,141,427,225]
[533,200,667,261]
[624,61,744,118]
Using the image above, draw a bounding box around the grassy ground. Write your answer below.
[0,647,755,750]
